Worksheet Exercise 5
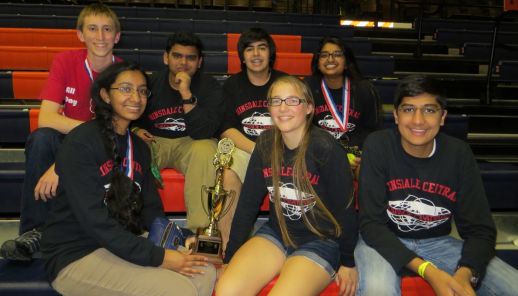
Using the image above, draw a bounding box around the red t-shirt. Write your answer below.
[39,49,121,121]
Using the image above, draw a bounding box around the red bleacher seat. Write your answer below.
[227,33,302,53]
[228,51,312,75]
[12,71,48,99]
[0,28,84,48]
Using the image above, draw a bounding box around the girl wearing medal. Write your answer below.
[303,36,382,179]
[41,62,216,296]
[217,76,358,296]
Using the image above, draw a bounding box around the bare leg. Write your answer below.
[268,256,332,296]
[218,169,242,252]
[216,237,285,296]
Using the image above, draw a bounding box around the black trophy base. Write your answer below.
[192,227,223,265]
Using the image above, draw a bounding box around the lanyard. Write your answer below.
[84,56,116,83]
[85,56,116,115]
[321,77,350,132]
[114,128,134,180]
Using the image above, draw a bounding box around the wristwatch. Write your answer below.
[456,264,480,288]
[182,95,197,105]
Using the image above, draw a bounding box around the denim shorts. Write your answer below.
[253,223,340,279]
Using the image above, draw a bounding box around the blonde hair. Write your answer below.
[77,4,121,33]
[266,76,342,247]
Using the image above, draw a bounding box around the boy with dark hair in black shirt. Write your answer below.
[356,74,518,296]
[132,31,224,232]
[216,28,288,249]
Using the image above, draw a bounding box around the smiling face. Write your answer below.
[163,44,202,78]
[101,70,148,134]
[317,42,346,78]
[394,93,447,157]
[244,40,270,75]
[269,82,314,147]
[77,14,120,60]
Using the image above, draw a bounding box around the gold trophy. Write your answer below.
[192,138,236,264]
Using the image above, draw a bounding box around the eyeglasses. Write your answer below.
[110,87,152,98]
[398,107,442,116]
[267,97,307,106]
[319,51,344,60]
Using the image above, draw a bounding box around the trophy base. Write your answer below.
[192,227,223,265]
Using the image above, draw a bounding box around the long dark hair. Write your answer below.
[90,61,148,235]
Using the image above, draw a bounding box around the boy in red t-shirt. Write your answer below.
[0,4,122,260]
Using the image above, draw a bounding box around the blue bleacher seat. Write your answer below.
[312,14,341,25]
[320,24,354,39]
[117,32,153,50]
[113,49,140,65]
[54,16,77,30]
[160,19,194,32]
[300,37,372,55]
[43,4,81,17]
[0,15,21,28]
[414,18,518,34]
[0,72,14,99]
[8,3,43,16]
[435,29,518,46]
[166,8,197,20]
[20,15,56,29]
[284,13,312,24]
[498,61,518,80]
[462,43,518,61]
[226,21,257,34]
[260,22,292,35]
[225,11,257,22]
[356,56,395,77]
[136,7,168,19]
[479,163,518,209]
[151,32,171,51]
[201,51,228,74]
[371,79,399,105]
[193,20,228,34]
[110,6,137,18]
[0,259,60,296]
[198,34,228,52]
[196,10,227,21]
[138,49,165,72]
[0,109,31,144]
[124,17,161,32]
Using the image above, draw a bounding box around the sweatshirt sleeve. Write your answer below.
[358,134,418,274]
[55,139,165,268]
[453,145,496,279]
[216,82,241,137]
[223,146,268,263]
[318,139,358,267]
[185,75,225,139]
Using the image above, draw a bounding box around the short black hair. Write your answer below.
[394,74,447,109]
[237,28,276,72]
[310,36,364,82]
[165,30,203,57]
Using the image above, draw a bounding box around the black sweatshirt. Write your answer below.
[224,128,358,268]
[217,70,288,141]
[359,128,497,278]
[304,76,382,149]
[42,120,167,283]
[136,68,224,140]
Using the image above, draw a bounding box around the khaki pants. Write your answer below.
[154,136,218,231]
[228,147,251,182]
[52,247,216,296]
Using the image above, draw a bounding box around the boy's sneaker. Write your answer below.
[0,229,42,260]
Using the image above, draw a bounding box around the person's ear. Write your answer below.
[100,89,110,104]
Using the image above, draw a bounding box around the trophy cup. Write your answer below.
[191,138,236,264]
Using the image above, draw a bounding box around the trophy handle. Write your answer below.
[217,189,236,219]
[200,185,210,216]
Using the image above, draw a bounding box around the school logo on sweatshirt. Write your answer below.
[318,115,356,139]
[387,195,451,232]
[155,118,186,132]
[242,112,272,137]
[267,182,316,221]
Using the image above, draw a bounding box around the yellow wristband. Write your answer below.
[418,261,436,279]
[131,127,140,133]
